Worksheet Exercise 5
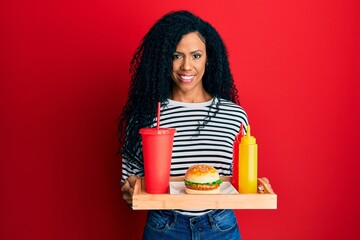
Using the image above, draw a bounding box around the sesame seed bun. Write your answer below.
[184,164,221,194]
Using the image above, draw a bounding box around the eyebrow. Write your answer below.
[174,50,204,54]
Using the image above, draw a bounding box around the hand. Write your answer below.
[121,175,140,207]
[257,177,275,194]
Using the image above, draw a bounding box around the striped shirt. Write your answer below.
[122,97,248,214]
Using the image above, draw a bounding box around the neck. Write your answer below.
[170,90,212,103]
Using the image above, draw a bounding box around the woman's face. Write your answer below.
[171,32,207,100]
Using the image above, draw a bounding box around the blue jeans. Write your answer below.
[142,209,241,240]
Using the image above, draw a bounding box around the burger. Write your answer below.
[184,164,222,194]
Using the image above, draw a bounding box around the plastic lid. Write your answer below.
[139,128,176,135]
[241,125,256,144]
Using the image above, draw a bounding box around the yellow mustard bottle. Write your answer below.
[239,125,258,193]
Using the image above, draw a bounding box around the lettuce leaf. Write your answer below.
[184,179,223,185]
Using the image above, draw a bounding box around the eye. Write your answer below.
[173,53,182,59]
[193,54,202,59]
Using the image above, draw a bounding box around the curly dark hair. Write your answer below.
[118,10,240,157]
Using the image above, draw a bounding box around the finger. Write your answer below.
[121,180,135,206]
[123,194,132,204]
[257,183,265,193]
[127,175,139,188]
[128,187,134,196]
[121,180,132,201]
[261,177,269,184]
[121,179,130,193]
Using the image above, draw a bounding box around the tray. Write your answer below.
[132,176,277,210]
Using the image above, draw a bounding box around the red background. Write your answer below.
[1,0,360,239]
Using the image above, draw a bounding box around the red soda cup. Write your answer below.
[139,128,176,193]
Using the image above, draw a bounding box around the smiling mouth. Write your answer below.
[179,74,194,83]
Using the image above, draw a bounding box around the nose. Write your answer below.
[180,57,192,71]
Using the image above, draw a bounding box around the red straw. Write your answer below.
[232,123,243,190]
[156,102,160,130]
[239,123,244,138]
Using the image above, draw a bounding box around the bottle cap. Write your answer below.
[235,123,244,142]
[241,125,256,144]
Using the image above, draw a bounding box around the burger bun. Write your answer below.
[184,164,222,194]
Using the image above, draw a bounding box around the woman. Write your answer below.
[119,10,248,240]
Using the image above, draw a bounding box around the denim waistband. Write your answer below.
[151,209,233,229]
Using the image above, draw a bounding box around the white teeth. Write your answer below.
[180,75,193,80]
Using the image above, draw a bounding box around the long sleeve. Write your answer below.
[121,138,144,184]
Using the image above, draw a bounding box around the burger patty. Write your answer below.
[185,183,220,191]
